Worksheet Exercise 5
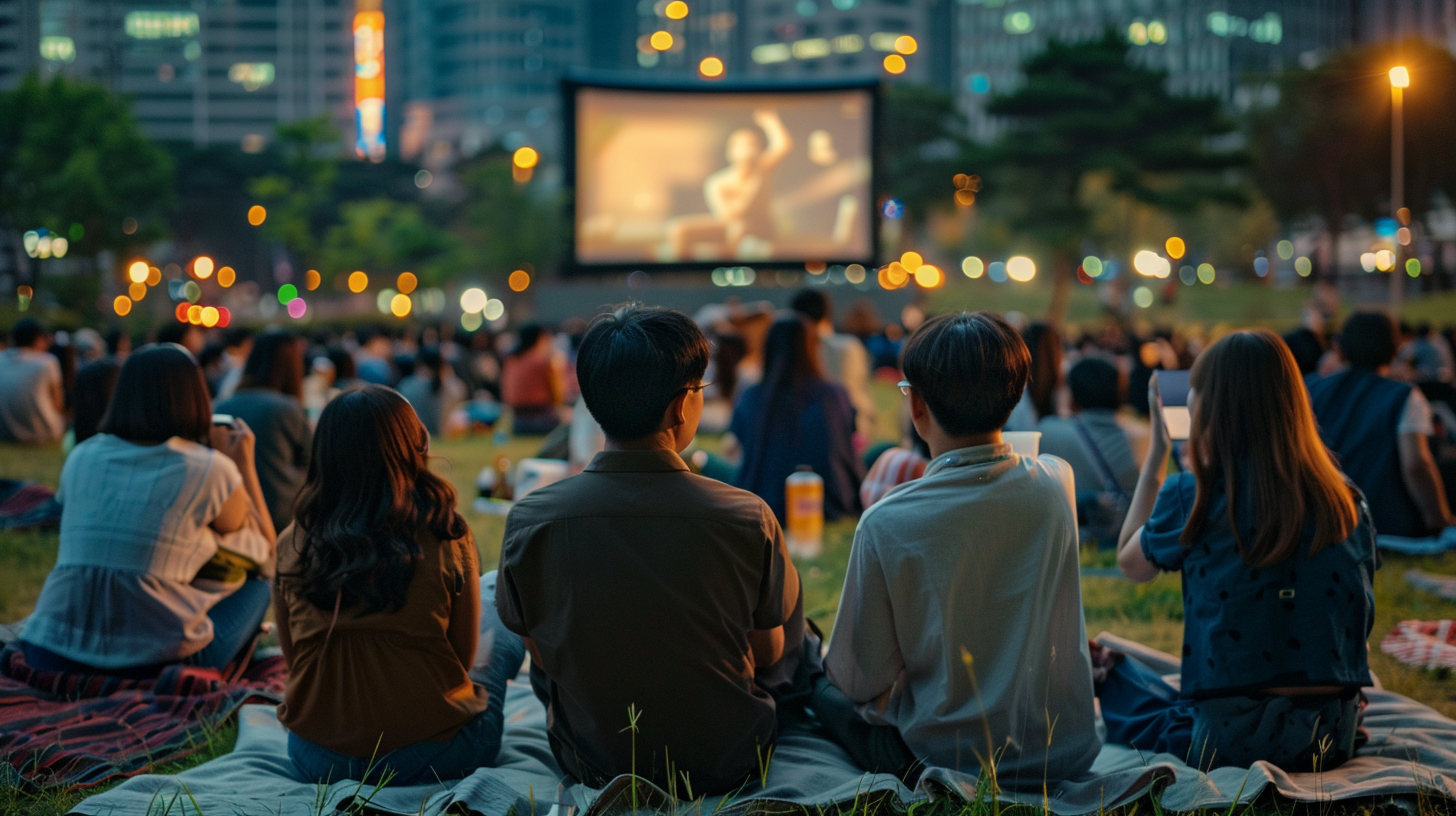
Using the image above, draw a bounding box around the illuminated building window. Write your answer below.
[124,10,200,39]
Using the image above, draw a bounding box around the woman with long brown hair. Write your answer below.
[274,385,525,784]
[1107,329,1376,772]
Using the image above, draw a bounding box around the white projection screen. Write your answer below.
[569,81,877,270]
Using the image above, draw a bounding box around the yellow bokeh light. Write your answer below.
[1164,237,1185,260]
[128,260,149,283]
[509,270,531,292]
[899,251,923,271]
[201,306,220,328]
[650,30,673,51]
[348,271,369,293]
[187,305,204,325]
[247,205,267,226]
[129,282,147,301]
[218,266,236,288]
[894,35,918,55]
[885,261,909,287]
[113,296,132,316]
[883,54,906,74]
[1389,66,1410,88]
[699,56,724,78]
[1006,255,1037,282]
[397,271,418,294]
[962,257,985,279]
[147,266,162,286]
[914,264,943,288]
[1375,249,1395,271]
[665,0,688,20]
[513,146,539,169]
[390,293,412,318]
[193,255,214,279]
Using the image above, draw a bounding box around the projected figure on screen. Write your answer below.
[666,109,792,261]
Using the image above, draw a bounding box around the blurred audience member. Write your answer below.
[399,346,467,437]
[216,331,312,530]
[214,327,256,400]
[1308,312,1453,537]
[104,327,132,360]
[730,314,862,523]
[354,328,397,385]
[791,289,877,443]
[69,357,121,448]
[18,345,276,677]
[1281,327,1326,377]
[858,415,929,509]
[157,323,205,357]
[1006,322,1064,431]
[502,324,565,435]
[1039,358,1139,497]
[0,319,65,445]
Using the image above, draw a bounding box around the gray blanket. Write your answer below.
[71,635,1456,816]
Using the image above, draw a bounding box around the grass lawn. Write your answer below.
[4,382,1456,815]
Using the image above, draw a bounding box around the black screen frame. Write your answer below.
[561,71,882,276]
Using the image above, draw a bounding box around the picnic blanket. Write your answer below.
[0,479,61,530]
[1381,620,1456,671]
[0,643,286,791]
[70,633,1456,816]
[1378,529,1456,555]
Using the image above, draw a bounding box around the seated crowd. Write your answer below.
[0,302,1453,792]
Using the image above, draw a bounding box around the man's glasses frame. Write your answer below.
[897,380,912,396]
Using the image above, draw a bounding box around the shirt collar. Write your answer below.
[924,443,1014,477]
[584,449,691,474]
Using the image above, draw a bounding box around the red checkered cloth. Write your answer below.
[1379,620,1456,671]
[0,646,285,791]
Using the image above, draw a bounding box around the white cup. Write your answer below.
[1003,431,1041,457]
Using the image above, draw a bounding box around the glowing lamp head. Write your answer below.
[1389,66,1410,88]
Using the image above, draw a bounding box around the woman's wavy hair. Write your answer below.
[286,385,467,614]
[1182,329,1357,568]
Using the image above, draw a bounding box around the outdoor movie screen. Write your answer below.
[571,83,875,268]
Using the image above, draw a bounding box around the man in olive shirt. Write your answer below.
[497,305,805,795]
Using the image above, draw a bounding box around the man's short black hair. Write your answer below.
[1280,327,1325,376]
[1068,357,1122,412]
[902,311,1030,437]
[789,289,830,324]
[576,304,711,441]
[1339,311,1398,370]
[11,318,44,348]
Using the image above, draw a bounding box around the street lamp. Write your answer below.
[1389,66,1409,311]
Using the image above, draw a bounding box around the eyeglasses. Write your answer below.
[897,380,912,396]
[682,381,713,394]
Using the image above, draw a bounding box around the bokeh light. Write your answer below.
[461,287,488,313]
[484,299,506,321]
[461,312,484,332]
[397,272,418,294]
[1082,256,1103,278]
[513,147,539,169]
[201,306,220,327]
[192,256,214,279]
[894,35,917,55]
[509,270,531,292]
[1133,286,1154,308]
[113,296,132,316]
[182,280,202,302]
[1133,250,1170,277]
[650,30,673,51]
[287,298,307,318]
[886,261,909,287]
[1197,263,1216,284]
[665,1,689,19]
[1359,252,1377,273]
[1006,255,1036,282]
[914,264,943,288]
[247,205,267,226]
[1179,265,1196,285]
[1295,257,1312,277]
[1276,240,1294,260]
[1375,250,1394,271]
[1253,257,1269,277]
[699,57,724,78]
[175,303,191,322]
[1406,258,1422,277]
[305,269,321,290]
[414,170,433,189]
[987,261,1007,283]
[377,289,397,313]
[278,284,298,304]
[348,271,369,293]
[962,256,985,279]
[883,54,906,74]
[128,260,149,283]
[187,304,204,324]
[217,307,232,328]
[1164,237,1185,260]
[218,266,236,287]
[129,282,147,300]
[390,293,412,317]
[899,251,923,271]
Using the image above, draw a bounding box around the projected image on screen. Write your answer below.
[575,87,873,265]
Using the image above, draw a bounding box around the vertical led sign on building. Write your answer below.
[354,6,385,161]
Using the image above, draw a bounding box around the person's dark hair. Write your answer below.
[197,342,226,372]
[1280,328,1325,376]
[1338,311,1398,370]
[1067,357,1122,412]
[287,386,469,615]
[1022,322,1063,419]
[902,312,1031,437]
[11,319,44,348]
[789,289,831,324]
[761,314,825,397]
[98,345,212,444]
[512,324,547,358]
[327,346,357,382]
[576,305,711,441]
[156,323,197,347]
[223,326,255,349]
[72,358,121,445]
[415,346,445,394]
[239,330,305,399]
[104,327,129,356]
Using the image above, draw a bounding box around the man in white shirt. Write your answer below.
[791,289,877,441]
[0,319,65,445]
[816,311,1100,785]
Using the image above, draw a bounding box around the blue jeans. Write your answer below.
[20,577,272,678]
[287,571,527,786]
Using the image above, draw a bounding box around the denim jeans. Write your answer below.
[287,571,527,786]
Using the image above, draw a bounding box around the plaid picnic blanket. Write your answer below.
[0,479,61,530]
[0,645,286,791]
[1380,620,1456,671]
